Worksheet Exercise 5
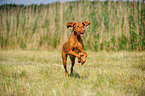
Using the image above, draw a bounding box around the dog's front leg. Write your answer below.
[68,50,81,58]
[79,51,87,64]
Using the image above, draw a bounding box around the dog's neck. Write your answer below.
[72,31,81,40]
[72,31,81,39]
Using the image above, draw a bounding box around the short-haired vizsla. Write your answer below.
[62,21,90,76]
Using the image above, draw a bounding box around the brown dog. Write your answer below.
[62,21,90,76]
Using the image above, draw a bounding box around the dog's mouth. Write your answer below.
[80,33,84,37]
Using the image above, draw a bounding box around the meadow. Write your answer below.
[0,1,145,51]
[0,50,144,96]
[0,1,145,96]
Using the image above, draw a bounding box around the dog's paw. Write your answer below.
[78,58,81,63]
[81,57,86,64]
[81,60,86,65]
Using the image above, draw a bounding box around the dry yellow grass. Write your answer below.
[0,1,144,50]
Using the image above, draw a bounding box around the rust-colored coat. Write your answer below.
[62,21,90,76]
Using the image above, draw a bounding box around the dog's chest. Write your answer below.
[72,42,83,53]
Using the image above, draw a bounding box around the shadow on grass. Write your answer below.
[69,71,88,79]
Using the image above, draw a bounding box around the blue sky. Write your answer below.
[0,0,140,6]
[0,0,57,5]
[0,0,89,5]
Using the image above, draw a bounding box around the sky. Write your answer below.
[0,0,140,6]
[0,0,92,5]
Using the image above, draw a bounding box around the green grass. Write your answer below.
[0,50,144,96]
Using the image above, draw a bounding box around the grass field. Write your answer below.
[0,50,144,96]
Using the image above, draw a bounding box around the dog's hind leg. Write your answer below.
[70,56,76,75]
[62,48,68,76]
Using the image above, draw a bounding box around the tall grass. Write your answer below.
[0,1,145,51]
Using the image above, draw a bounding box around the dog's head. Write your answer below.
[66,21,90,37]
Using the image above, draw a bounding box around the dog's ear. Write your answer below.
[66,22,76,28]
[82,21,90,26]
